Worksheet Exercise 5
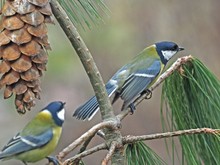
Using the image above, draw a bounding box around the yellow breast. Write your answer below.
[16,126,62,163]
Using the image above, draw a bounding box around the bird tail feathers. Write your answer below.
[73,84,117,120]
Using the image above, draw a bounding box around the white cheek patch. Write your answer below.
[57,108,65,121]
[161,50,177,60]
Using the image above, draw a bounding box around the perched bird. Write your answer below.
[0,101,66,165]
[73,41,184,120]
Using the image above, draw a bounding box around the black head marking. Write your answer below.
[155,41,184,64]
[42,101,66,126]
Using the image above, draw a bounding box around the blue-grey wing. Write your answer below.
[0,129,53,159]
[120,60,161,109]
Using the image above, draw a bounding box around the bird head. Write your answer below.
[42,101,66,127]
[155,41,184,64]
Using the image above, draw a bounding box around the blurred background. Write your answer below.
[0,0,220,164]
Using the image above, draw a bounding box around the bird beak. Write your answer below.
[178,47,184,51]
[61,102,66,108]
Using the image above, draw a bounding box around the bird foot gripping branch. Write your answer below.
[0,0,54,113]
[143,89,152,99]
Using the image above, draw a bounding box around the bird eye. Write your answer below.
[172,45,178,51]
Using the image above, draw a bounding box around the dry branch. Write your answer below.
[102,141,117,165]
[58,120,117,160]
[123,128,220,143]
[64,143,107,165]
[63,127,220,164]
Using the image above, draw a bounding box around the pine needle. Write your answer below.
[57,0,109,29]
[125,141,167,165]
[161,58,220,164]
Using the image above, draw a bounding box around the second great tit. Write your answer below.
[0,101,65,165]
[73,41,184,120]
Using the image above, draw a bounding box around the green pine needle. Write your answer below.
[161,58,220,165]
[0,0,108,29]
[79,160,85,165]
[125,141,167,165]
[57,0,109,29]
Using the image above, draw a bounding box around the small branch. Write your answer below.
[102,141,117,165]
[64,143,107,165]
[78,133,96,155]
[123,128,220,144]
[58,120,116,160]
[65,127,218,164]
[117,55,193,120]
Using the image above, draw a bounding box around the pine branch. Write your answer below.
[162,58,220,164]
[58,120,118,159]
[64,143,107,165]
[63,128,220,164]
[102,141,118,165]
[123,128,220,143]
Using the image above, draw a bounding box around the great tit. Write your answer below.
[0,101,65,165]
[73,41,184,120]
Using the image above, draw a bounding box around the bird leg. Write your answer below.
[142,89,152,99]
[46,156,60,165]
[129,103,136,114]
[22,161,28,165]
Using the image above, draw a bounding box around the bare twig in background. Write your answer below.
[58,120,117,159]
[64,143,107,165]
[102,141,118,165]
[78,133,96,154]
[117,55,193,120]
[123,128,220,144]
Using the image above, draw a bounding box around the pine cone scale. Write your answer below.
[3,15,24,30]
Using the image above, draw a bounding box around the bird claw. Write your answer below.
[46,156,61,165]
[144,89,152,99]
[129,103,136,114]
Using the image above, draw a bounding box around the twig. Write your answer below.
[102,141,117,165]
[74,132,96,165]
[58,120,116,160]
[79,135,95,154]
[117,55,193,120]
[64,127,219,164]
[64,143,107,165]
[123,128,220,144]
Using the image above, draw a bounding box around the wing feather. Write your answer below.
[0,129,53,159]
[120,60,161,109]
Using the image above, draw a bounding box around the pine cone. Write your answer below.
[0,0,53,113]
